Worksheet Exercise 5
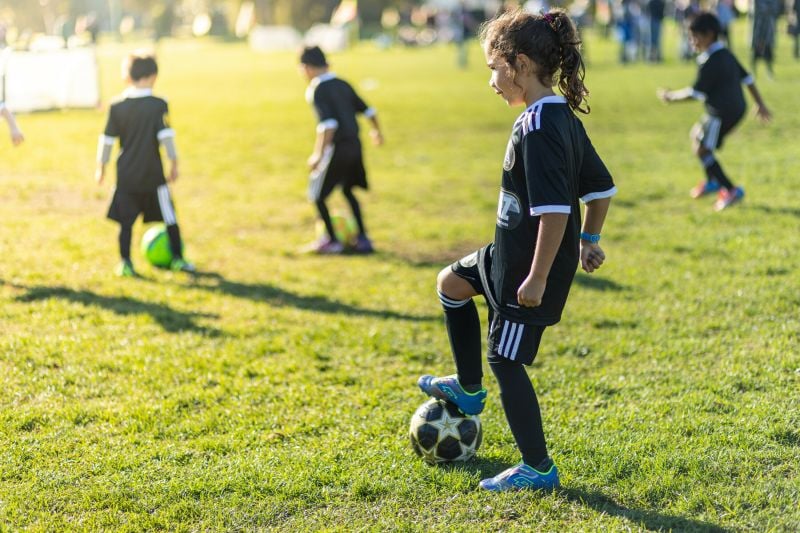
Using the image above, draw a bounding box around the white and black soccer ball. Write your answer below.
[409,398,482,464]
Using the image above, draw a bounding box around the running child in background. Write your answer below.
[300,46,383,255]
[418,9,616,491]
[658,12,771,211]
[96,52,195,276]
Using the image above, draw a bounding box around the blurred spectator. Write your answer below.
[676,0,701,61]
[790,0,800,59]
[715,0,736,47]
[751,0,780,77]
[648,0,665,61]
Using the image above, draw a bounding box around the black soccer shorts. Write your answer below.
[107,184,177,226]
[450,245,546,366]
[692,113,741,151]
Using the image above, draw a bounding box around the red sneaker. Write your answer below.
[713,187,745,211]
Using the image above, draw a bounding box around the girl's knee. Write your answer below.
[437,268,476,300]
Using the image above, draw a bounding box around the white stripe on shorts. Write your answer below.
[308,145,335,202]
[503,323,519,356]
[508,324,525,360]
[703,117,721,151]
[498,321,511,355]
[157,185,177,225]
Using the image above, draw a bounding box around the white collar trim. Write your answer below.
[124,87,153,98]
[310,72,337,88]
[697,42,724,64]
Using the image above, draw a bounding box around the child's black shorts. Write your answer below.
[450,245,546,366]
[693,113,742,150]
[107,184,177,226]
[308,141,367,202]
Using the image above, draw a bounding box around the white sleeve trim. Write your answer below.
[364,107,377,118]
[157,128,176,141]
[530,205,571,216]
[316,119,339,132]
[742,75,754,86]
[97,135,114,163]
[580,186,618,204]
[690,89,706,101]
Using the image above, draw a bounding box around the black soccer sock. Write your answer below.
[166,224,183,259]
[439,291,482,389]
[489,358,548,467]
[118,223,133,261]
[315,199,338,241]
[700,153,735,190]
[342,187,366,236]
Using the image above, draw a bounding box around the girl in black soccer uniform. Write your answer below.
[418,9,616,491]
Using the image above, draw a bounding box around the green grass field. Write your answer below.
[1,21,799,531]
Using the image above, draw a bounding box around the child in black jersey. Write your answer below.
[300,46,383,254]
[96,52,195,276]
[418,9,616,491]
[658,12,771,211]
[0,102,24,147]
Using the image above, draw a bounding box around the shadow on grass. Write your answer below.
[561,487,729,532]
[381,242,484,269]
[748,204,800,218]
[186,270,436,323]
[11,283,222,336]
[574,274,628,292]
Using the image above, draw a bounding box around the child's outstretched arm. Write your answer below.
[159,129,179,182]
[308,125,336,170]
[95,134,115,184]
[656,87,699,103]
[364,108,384,146]
[1,104,24,146]
[580,197,612,273]
[745,81,771,122]
[517,213,569,308]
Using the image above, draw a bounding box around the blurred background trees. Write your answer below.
[0,0,427,36]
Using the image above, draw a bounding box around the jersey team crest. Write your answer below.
[496,189,522,230]
[503,138,515,171]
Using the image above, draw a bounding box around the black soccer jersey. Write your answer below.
[306,73,373,145]
[103,88,172,192]
[693,42,752,121]
[491,95,616,325]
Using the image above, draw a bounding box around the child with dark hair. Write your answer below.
[96,52,195,276]
[658,12,770,211]
[417,8,616,491]
[300,45,383,254]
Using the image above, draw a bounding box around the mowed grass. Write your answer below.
[1,21,799,531]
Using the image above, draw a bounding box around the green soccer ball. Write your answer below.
[141,224,182,268]
[315,211,359,246]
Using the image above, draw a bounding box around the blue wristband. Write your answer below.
[580,232,601,243]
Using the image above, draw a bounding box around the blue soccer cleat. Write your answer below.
[479,460,561,492]
[417,374,487,415]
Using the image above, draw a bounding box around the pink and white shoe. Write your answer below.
[313,237,344,254]
[713,187,744,211]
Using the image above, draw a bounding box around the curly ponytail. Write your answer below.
[550,11,589,114]
[481,8,590,114]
